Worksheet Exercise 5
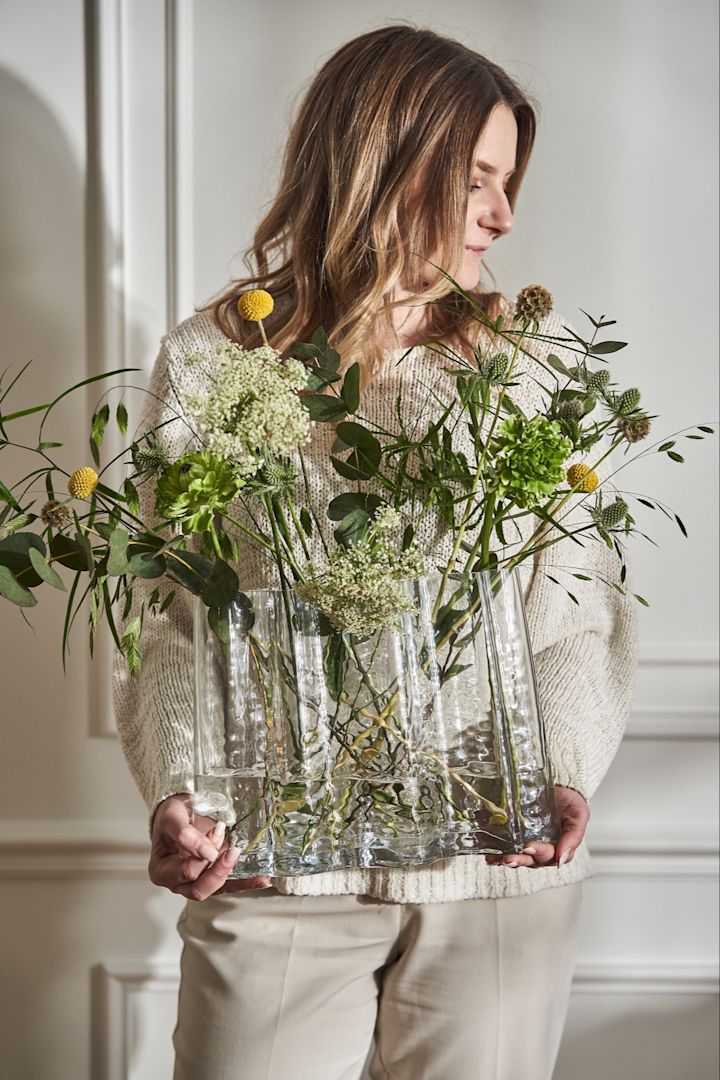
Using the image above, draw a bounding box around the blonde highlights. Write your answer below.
[205,25,537,384]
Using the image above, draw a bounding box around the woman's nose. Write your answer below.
[478,190,514,236]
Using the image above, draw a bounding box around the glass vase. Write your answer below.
[191,568,559,877]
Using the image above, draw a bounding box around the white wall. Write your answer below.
[0,1,717,1077]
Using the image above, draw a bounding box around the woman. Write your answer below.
[113,24,638,1080]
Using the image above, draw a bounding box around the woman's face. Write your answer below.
[456,103,518,292]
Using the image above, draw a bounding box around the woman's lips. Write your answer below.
[465,245,488,257]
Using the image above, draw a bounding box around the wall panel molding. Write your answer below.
[1,820,716,880]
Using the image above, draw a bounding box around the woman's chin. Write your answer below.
[453,258,483,293]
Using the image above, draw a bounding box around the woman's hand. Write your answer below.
[148,793,271,899]
[484,785,590,869]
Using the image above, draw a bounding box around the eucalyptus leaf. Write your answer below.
[127,550,166,578]
[303,395,348,423]
[28,547,65,590]
[327,492,384,521]
[311,327,329,352]
[165,548,213,595]
[0,531,46,586]
[208,605,231,646]
[341,363,361,413]
[0,564,37,606]
[49,533,88,572]
[333,509,371,547]
[107,528,130,576]
[200,558,239,609]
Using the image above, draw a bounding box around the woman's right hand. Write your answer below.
[148,793,271,899]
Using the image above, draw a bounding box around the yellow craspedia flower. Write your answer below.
[237,290,274,321]
[68,466,99,499]
[566,462,599,492]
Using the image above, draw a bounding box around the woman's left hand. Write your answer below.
[484,785,590,869]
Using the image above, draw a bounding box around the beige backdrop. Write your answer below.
[0,1,718,1077]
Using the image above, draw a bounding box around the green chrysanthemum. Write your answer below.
[155,450,245,534]
[487,414,573,507]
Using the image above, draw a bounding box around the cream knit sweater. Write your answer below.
[112,302,639,903]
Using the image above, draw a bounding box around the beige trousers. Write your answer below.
[173,882,583,1080]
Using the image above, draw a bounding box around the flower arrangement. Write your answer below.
[0,282,715,870]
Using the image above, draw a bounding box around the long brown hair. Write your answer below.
[204,24,537,384]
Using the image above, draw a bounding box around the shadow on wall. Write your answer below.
[0,65,161,1079]
[554,996,720,1080]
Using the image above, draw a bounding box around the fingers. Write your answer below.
[485,841,556,869]
[216,875,272,894]
[554,785,591,865]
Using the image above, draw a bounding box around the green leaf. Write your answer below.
[165,548,213,595]
[545,353,572,377]
[633,593,650,607]
[125,532,166,577]
[0,531,46,586]
[698,425,715,434]
[107,528,130,576]
[116,401,128,434]
[50,533,88,572]
[331,422,382,480]
[299,507,313,537]
[37,441,63,449]
[28,547,65,590]
[311,327,329,353]
[675,514,688,537]
[667,450,685,463]
[305,368,341,391]
[0,564,37,606]
[127,550,166,578]
[303,394,348,423]
[341,362,361,413]
[333,509,371,547]
[589,341,627,354]
[200,559,239,609]
[74,530,95,573]
[208,605,231,646]
[290,341,323,360]
[657,440,675,452]
[0,481,22,513]
[123,479,139,516]
[89,436,100,468]
[159,589,176,614]
[327,492,384,521]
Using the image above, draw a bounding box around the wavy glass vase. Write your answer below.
[191,568,559,877]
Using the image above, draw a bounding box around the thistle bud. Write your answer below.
[617,388,641,414]
[587,370,611,394]
[595,498,630,529]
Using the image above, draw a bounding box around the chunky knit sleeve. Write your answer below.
[112,336,200,834]
[521,316,640,801]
